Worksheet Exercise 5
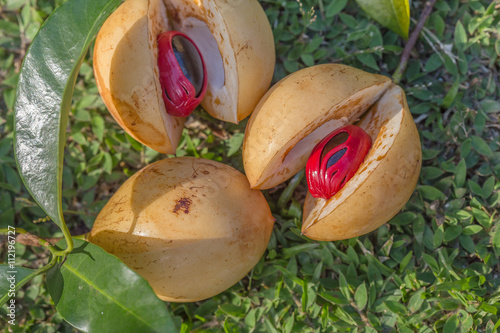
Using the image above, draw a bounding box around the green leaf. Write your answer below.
[13,0,122,228]
[91,114,105,142]
[443,314,459,333]
[468,180,483,198]
[459,235,476,253]
[480,99,500,113]
[356,53,380,71]
[355,0,410,39]
[300,53,315,67]
[461,138,472,158]
[421,166,444,180]
[385,300,407,315]
[441,79,460,108]
[435,276,486,291]
[471,136,493,157]
[492,226,500,252]
[226,133,244,157]
[424,53,443,73]
[454,21,467,51]
[418,185,446,201]
[462,225,483,235]
[443,225,462,242]
[472,208,491,229]
[422,253,439,274]
[354,283,367,310]
[318,291,350,305]
[338,271,351,300]
[219,304,246,318]
[282,314,294,333]
[0,265,35,304]
[325,0,348,18]
[482,176,495,198]
[408,289,425,313]
[282,243,318,259]
[46,239,178,332]
[454,159,467,188]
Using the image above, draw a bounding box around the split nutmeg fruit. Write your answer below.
[93,0,275,154]
[88,157,275,302]
[243,63,422,241]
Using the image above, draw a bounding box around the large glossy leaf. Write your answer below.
[46,239,179,332]
[13,0,122,228]
[355,0,410,39]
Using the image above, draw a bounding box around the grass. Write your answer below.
[0,0,499,332]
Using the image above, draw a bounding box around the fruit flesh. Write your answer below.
[88,157,275,302]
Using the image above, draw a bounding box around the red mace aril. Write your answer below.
[157,31,207,117]
[306,125,372,200]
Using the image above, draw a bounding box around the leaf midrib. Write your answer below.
[62,262,155,330]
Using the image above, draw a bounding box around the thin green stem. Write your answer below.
[72,233,88,241]
[0,228,27,235]
[55,219,73,256]
[0,255,58,308]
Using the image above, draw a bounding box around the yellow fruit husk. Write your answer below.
[88,157,275,302]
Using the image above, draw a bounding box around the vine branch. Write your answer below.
[393,0,438,85]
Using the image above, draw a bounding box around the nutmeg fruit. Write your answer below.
[242,64,421,241]
[93,0,275,154]
[88,157,275,302]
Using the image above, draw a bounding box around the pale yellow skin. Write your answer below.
[302,85,422,241]
[94,0,184,154]
[88,157,275,302]
[242,64,392,190]
[93,0,275,153]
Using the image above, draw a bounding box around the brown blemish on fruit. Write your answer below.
[173,197,192,214]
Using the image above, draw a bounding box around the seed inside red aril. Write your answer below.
[157,31,207,117]
[305,125,372,200]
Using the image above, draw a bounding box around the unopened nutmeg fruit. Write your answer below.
[88,157,275,302]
